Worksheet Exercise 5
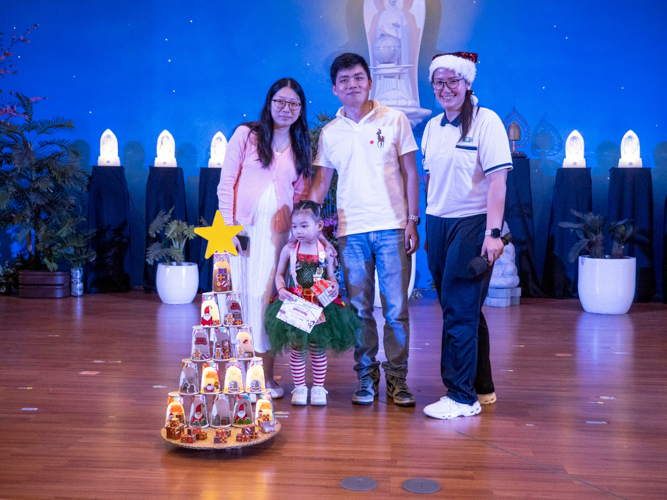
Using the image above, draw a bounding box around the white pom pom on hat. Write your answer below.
[429,52,478,84]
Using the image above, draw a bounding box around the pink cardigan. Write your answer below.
[217,125,309,233]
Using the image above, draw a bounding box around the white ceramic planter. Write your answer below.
[577,256,636,315]
[374,252,417,308]
[156,262,199,304]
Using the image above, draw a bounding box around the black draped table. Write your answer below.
[195,167,222,292]
[505,157,543,297]
[607,167,656,302]
[143,167,188,293]
[542,168,592,298]
[86,166,131,294]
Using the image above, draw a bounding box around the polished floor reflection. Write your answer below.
[1,292,665,499]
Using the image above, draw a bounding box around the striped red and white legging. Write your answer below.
[290,342,327,387]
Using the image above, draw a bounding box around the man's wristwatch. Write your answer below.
[485,228,501,238]
[408,215,421,226]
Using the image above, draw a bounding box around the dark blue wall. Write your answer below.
[3,0,666,294]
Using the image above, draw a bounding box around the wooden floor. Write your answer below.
[1,291,666,499]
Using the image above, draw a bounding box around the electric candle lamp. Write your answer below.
[618,130,642,168]
[208,132,227,168]
[563,130,586,168]
[155,130,177,167]
[97,129,120,166]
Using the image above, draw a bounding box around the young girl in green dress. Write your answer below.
[265,201,358,406]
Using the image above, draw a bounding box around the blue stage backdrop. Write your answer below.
[2,0,666,295]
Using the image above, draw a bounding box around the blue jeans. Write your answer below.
[338,229,411,379]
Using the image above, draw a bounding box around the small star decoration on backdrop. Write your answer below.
[195,210,244,258]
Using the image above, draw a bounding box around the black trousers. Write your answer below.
[426,213,495,405]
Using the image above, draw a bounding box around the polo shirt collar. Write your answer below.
[441,112,461,128]
[336,100,380,125]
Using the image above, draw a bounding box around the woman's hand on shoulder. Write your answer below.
[318,233,338,258]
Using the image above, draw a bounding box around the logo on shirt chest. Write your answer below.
[373,128,385,148]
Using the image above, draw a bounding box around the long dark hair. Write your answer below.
[459,88,478,142]
[241,78,312,177]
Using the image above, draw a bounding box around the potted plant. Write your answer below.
[51,217,97,296]
[146,208,198,304]
[0,94,90,298]
[560,210,635,314]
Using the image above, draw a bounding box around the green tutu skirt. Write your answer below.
[265,298,360,355]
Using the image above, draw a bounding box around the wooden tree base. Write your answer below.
[18,270,71,299]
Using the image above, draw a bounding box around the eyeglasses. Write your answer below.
[272,99,302,111]
[432,78,465,90]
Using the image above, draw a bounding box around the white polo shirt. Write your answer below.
[314,100,418,237]
[422,107,512,218]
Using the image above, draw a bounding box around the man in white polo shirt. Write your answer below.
[310,53,420,406]
[421,52,512,420]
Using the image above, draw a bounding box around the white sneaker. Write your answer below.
[310,386,328,406]
[291,385,308,406]
[424,396,482,420]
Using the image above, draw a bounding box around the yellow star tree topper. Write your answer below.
[195,210,244,258]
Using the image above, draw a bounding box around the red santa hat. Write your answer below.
[429,52,478,84]
[204,306,210,314]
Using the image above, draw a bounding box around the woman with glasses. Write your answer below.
[421,52,512,420]
[217,78,312,399]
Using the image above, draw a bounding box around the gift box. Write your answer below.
[196,431,208,440]
[166,425,182,440]
[212,252,232,293]
[214,429,228,444]
[312,278,335,308]
[260,420,277,433]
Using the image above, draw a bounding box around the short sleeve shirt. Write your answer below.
[422,107,512,218]
[314,101,418,237]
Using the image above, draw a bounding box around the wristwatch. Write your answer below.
[408,215,421,225]
[485,228,501,238]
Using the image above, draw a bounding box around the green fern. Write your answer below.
[145,208,196,266]
[0,93,90,275]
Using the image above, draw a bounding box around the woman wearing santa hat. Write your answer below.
[422,52,512,419]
